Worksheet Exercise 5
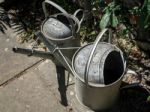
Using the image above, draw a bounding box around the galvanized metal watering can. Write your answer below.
[72,29,126,110]
[41,0,84,40]
[40,0,84,66]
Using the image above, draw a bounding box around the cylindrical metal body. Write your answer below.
[41,18,80,66]
[75,77,122,110]
[41,0,82,67]
[72,42,126,111]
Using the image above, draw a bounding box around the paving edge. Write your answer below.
[0,59,44,87]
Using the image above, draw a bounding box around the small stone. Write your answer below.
[16,88,19,92]
[69,78,72,82]
[136,67,143,73]
[69,91,74,96]
[86,111,92,112]
[25,105,30,108]
[4,48,8,52]
[18,76,24,80]
[139,67,143,70]
[45,60,49,63]
[6,39,10,42]
[127,69,137,75]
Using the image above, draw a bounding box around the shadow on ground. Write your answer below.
[56,66,68,107]
[96,86,150,112]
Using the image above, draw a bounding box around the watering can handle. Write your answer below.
[69,14,81,33]
[84,29,108,85]
[74,9,84,24]
[42,0,68,18]
[73,9,84,32]
[84,29,125,85]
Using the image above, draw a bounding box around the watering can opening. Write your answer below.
[104,51,124,85]
[56,15,71,26]
[56,15,79,32]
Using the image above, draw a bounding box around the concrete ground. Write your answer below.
[0,27,91,112]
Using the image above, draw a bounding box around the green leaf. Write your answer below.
[100,12,111,29]
[147,0,150,14]
[147,96,150,102]
[111,13,119,28]
[138,14,146,27]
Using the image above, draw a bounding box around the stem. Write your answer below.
[83,0,92,25]
[144,14,150,25]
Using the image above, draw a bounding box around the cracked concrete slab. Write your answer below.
[0,32,41,85]
[0,62,67,112]
[0,56,92,112]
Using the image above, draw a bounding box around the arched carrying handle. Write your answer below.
[84,29,126,85]
[74,9,84,24]
[68,14,81,33]
[84,29,108,85]
[73,9,84,32]
[42,0,68,18]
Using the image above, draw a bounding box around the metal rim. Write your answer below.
[72,42,126,88]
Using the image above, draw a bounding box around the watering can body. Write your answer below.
[42,17,72,39]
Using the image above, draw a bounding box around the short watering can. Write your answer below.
[72,29,126,110]
[41,0,84,40]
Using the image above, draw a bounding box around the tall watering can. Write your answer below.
[41,0,84,66]
[72,29,126,111]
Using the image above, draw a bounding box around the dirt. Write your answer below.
[106,37,150,112]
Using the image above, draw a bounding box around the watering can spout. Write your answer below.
[12,47,54,60]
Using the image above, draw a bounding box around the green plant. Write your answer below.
[147,95,150,102]
[129,0,150,29]
[99,0,150,30]
[100,1,120,29]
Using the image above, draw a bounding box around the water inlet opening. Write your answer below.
[104,51,124,85]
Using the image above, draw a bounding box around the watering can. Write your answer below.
[72,29,126,110]
[41,0,84,39]
[41,0,84,65]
